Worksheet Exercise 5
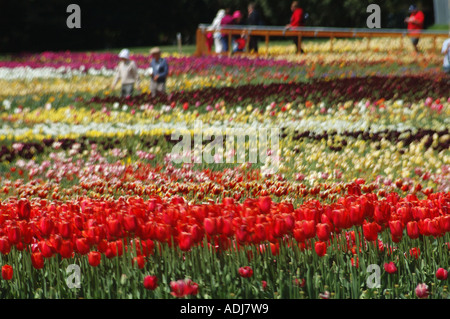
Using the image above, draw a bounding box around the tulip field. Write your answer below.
[0,39,449,299]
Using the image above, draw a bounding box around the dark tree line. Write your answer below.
[0,0,435,53]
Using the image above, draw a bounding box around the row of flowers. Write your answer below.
[0,192,448,255]
[1,148,448,203]
[0,192,448,298]
[86,76,450,106]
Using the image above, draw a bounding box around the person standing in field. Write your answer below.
[110,49,140,98]
[442,32,450,75]
[149,47,169,98]
[404,5,424,53]
[247,2,264,53]
[207,9,226,53]
[285,1,305,53]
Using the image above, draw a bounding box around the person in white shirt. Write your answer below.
[110,49,141,97]
[442,33,450,75]
[207,9,226,53]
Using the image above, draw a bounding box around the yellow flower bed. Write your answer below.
[0,75,234,98]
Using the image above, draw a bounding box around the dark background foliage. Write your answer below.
[0,0,435,53]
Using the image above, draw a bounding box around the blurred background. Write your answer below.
[0,0,447,53]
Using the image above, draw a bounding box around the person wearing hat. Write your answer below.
[149,47,169,98]
[442,32,450,75]
[111,49,140,97]
[405,5,424,53]
[232,10,243,24]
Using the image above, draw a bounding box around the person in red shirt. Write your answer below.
[404,5,424,53]
[286,1,305,53]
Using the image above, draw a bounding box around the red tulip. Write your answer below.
[363,222,379,242]
[427,218,441,237]
[255,223,266,242]
[107,219,121,237]
[238,266,253,278]
[59,221,73,239]
[189,280,199,296]
[439,216,450,232]
[7,226,21,245]
[204,218,217,236]
[406,221,420,239]
[415,283,429,299]
[262,280,267,290]
[123,214,137,232]
[384,262,397,274]
[0,237,11,255]
[374,202,390,224]
[436,268,448,281]
[257,196,272,214]
[49,234,62,252]
[31,252,44,269]
[273,218,287,238]
[19,222,32,244]
[170,280,189,298]
[17,199,31,220]
[75,238,90,255]
[314,241,327,257]
[143,275,158,290]
[302,220,316,239]
[236,225,249,243]
[59,240,74,259]
[105,242,117,259]
[270,243,279,256]
[1,265,13,280]
[223,197,234,206]
[38,240,54,258]
[316,223,330,241]
[88,251,101,267]
[178,232,192,251]
[155,224,170,243]
[133,256,145,269]
[97,239,108,253]
[397,206,412,225]
[293,278,306,287]
[389,220,403,238]
[39,217,54,237]
[220,219,233,236]
[409,247,421,259]
[170,279,198,297]
[350,205,364,226]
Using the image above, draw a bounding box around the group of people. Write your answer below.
[206,1,308,54]
[110,2,449,96]
[206,3,264,54]
[110,47,169,98]
[205,2,448,57]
